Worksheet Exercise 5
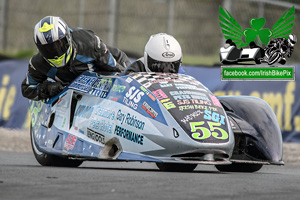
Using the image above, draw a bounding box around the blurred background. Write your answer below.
[0,0,299,65]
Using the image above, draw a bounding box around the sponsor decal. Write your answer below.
[69,75,97,92]
[114,125,144,145]
[30,100,44,128]
[89,118,114,134]
[209,94,222,107]
[178,104,218,111]
[176,99,190,105]
[162,52,175,58]
[123,86,145,110]
[79,129,85,134]
[116,109,145,130]
[229,120,238,130]
[170,90,210,101]
[181,110,204,124]
[140,86,156,101]
[149,78,181,84]
[152,89,176,110]
[74,105,94,119]
[61,117,66,128]
[93,106,115,120]
[90,78,113,98]
[64,134,77,150]
[160,84,173,88]
[170,90,207,96]
[176,99,211,106]
[87,128,105,144]
[111,84,126,93]
[174,83,206,91]
[204,110,225,125]
[179,105,195,111]
[57,92,67,105]
[125,77,133,83]
[142,101,158,119]
[152,89,168,100]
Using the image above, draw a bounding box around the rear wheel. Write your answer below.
[30,125,83,167]
[215,163,263,173]
[156,163,197,172]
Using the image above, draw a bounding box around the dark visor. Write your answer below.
[147,55,181,73]
[36,35,70,59]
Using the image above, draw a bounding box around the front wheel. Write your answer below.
[30,125,83,167]
[267,52,281,65]
[156,163,197,172]
[215,163,263,173]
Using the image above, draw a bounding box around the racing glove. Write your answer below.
[37,81,65,99]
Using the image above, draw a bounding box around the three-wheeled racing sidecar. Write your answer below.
[30,72,283,172]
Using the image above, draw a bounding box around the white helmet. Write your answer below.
[34,16,73,67]
[288,34,297,47]
[144,33,182,73]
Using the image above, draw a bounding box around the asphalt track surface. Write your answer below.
[0,151,300,200]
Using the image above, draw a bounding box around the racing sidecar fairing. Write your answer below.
[220,45,263,64]
[30,71,283,172]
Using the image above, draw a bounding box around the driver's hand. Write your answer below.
[38,81,65,99]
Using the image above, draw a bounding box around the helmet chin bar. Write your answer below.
[150,62,176,73]
[146,54,180,73]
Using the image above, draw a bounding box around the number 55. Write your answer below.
[190,121,229,140]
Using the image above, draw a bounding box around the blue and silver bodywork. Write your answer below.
[30,72,283,170]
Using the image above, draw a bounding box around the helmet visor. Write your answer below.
[36,35,70,59]
[147,55,181,73]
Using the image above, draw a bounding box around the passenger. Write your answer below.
[22,16,130,100]
[124,33,185,75]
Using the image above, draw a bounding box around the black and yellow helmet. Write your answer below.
[34,16,73,67]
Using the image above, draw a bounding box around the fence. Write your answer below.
[0,0,299,64]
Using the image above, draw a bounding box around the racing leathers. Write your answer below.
[123,57,185,75]
[262,38,294,65]
[22,28,131,100]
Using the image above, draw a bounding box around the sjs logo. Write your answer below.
[125,86,144,103]
[162,52,175,58]
[123,86,145,109]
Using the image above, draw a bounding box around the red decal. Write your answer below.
[64,134,77,150]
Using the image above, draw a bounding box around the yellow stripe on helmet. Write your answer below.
[47,45,72,67]
[39,22,54,33]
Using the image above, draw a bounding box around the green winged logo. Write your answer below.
[219,6,295,48]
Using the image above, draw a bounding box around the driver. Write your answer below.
[262,34,297,65]
[22,16,131,100]
[123,33,185,75]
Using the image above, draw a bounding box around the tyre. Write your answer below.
[215,163,263,173]
[156,163,197,172]
[278,58,286,65]
[254,59,261,64]
[30,125,83,167]
[267,52,280,65]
